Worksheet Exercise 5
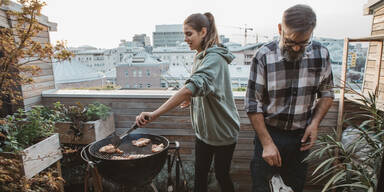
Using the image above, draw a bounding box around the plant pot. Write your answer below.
[0,133,62,179]
[55,112,115,144]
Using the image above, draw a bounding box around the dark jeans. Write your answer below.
[250,128,309,192]
[194,138,236,192]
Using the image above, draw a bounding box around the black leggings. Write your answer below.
[194,138,236,192]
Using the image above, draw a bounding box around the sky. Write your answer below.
[41,0,373,49]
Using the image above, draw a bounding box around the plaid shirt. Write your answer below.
[245,40,334,131]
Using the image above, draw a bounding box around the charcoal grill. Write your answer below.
[81,133,170,189]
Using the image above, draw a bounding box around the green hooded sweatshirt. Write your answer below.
[185,45,240,146]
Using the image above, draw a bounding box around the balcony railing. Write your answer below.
[41,89,361,191]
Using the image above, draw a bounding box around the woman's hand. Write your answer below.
[135,87,192,127]
[180,97,191,109]
[136,112,157,127]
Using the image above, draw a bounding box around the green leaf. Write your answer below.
[321,170,346,192]
[313,157,339,175]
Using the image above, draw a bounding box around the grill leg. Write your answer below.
[176,159,180,190]
[150,182,158,192]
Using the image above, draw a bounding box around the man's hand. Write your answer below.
[262,142,282,167]
[300,97,333,151]
[300,123,319,151]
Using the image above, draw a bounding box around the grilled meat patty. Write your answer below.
[99,144,124,154]
[132,138,151,147]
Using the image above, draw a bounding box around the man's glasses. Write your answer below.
[282,30,312,48]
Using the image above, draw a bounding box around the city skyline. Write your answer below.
[42,0,372,49]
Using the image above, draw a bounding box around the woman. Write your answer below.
[136,12,240,192]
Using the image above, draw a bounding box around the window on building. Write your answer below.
[147,84,151,88]
[138,70,142,77]
[161,83,166,88]
[133,70,137,77]
[146,69,150,77]
[139,84,143,88]
[125,71,129,77]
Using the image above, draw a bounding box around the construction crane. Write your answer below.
[243,24,253,45]
[219,25,254,45]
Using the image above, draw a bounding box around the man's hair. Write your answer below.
[283,4,316,33]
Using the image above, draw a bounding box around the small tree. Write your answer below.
[0,0,72,116]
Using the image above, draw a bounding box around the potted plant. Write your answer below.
[54,102,115,145]
[0,106,63,179]
[304,88,384,191]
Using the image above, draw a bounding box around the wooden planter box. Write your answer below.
[0,133,62,179]
[55,112,115,144]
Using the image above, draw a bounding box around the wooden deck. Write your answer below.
[41,89,362,191]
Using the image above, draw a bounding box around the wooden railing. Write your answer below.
[41,89,360,191]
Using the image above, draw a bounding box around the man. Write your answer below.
[245,4,334,192]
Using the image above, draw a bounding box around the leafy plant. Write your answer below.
[53,101,111,122]
[232,87,247,91]
[305,87,384,192]
[86,102,111,121]
[0,105,60,152]
[52,102,111,137]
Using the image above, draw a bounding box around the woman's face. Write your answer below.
[183,24,206,53]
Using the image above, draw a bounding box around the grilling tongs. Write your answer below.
[111,116,149,147]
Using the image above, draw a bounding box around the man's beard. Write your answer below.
[281,45,306,62]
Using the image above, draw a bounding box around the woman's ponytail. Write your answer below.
[202,12,219,51]
[184,12,220,53]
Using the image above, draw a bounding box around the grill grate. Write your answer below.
[89,134,168,160]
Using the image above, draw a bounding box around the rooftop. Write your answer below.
[53,60,105,84]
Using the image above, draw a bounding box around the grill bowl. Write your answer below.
[86,133,169,186]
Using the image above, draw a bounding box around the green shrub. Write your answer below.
[0,106,60,152]
[232,87,247,92]
[86,102,111,121]
[52,102,111,137]
[305,89,383,191]
[53,101,111,122]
